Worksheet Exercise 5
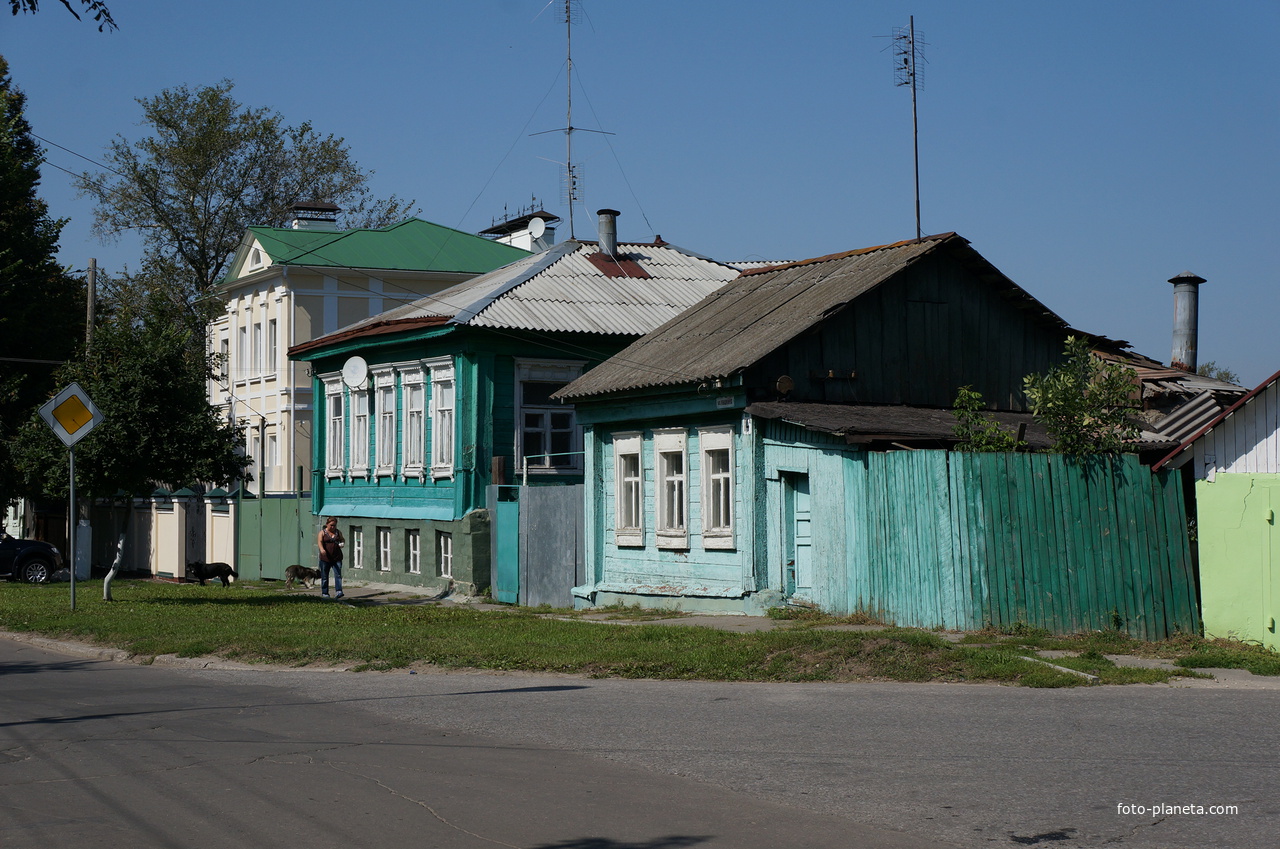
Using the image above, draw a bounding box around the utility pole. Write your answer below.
[893,17,926,241]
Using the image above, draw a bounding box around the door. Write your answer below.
[783,473,812,598]
[490,487,520,604]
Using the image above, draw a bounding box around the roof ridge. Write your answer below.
[740,232,958,277]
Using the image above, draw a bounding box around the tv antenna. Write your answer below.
[892,16,927,240]
[531,0,613,239]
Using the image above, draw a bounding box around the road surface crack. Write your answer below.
[326,761,521,848]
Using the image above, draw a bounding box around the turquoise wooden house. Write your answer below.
[288,211,741,596]
[558,234,1198,637]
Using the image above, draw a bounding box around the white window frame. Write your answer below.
[264,429,279,492]
[351,527,364,569]
[406,528,421,575]
[267,318,278,376]
[349,386,370,478]
[373,368,397,477]
[653,428,688,549]
[515,359,585,474]
[437,531,453,578]
[237,325,248,383]
[699,426,735,549]
[428,357,455,479]
[324,378,345,479]
[400,367,426,480]
[252,321,263,378]
[376,526,391,572]
[613,432,644,547]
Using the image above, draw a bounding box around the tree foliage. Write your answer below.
[1196,360,1240,385]
[77,80,415,317]
[12,286,245,499]
[0,56,83,502]
[951,386,1026,452]
[1023,336,1140,456]
[9,0,115,31]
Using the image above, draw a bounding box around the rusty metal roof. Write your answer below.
[559,233,1070,400]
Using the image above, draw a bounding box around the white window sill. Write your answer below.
[702,534,735,551]
[615,531,643,548]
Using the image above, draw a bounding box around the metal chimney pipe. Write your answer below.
[597,208,620,258]
[1169,271,1206,371]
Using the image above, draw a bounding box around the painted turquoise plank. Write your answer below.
[492,498,519,604]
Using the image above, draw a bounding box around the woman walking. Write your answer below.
[317,516,345,599]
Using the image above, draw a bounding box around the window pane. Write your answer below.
[522,382,566,405]
[550,429,572,460]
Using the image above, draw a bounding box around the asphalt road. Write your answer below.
[3,635,1278,849]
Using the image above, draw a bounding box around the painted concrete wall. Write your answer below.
[1195,473,1280,649]
[336,511,488,595]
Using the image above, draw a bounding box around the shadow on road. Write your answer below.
[529,838,710,849]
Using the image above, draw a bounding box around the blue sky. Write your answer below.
[4,1,1277,385]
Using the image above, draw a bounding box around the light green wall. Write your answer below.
[1196,473,1280,649]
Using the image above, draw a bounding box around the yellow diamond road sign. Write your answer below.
[39,383,104,447]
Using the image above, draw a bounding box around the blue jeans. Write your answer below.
[320,559,342,595]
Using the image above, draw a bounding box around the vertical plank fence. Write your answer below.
[842,451,1197,640]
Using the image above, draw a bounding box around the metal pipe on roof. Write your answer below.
[597,208,620,258]
[1169,271,1206,371]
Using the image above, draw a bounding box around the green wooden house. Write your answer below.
[558,233,1198,637]
[288,213,742,595]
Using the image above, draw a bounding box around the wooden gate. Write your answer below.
[487,484,584,608]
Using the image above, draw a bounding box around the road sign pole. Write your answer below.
[69,446,76,611]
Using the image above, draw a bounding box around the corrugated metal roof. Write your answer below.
[1154,366,1280,470]
[234,217,529,279]
[1150,390,1223,443]
[559,233,1069,400]
[292,238,743,354]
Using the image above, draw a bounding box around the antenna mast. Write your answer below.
[893,16,925,240]
[532,0,611,240]
[564,0,578,237]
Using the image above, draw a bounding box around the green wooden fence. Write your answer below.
[845,451,1197,640]
[236,493,313,581]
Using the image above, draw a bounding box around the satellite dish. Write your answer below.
[528,216,546,239]
[342,356,368,389]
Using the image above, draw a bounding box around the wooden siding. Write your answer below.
[746,253,1065,410]
[1194,379,1280,476]
[592,423,752,596]
[805,450,1197,639]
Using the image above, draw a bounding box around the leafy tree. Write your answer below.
[9,0,115,31]
[951,386,1026,452]
[76,80,415,321]
[1023,336,1140,456]
[1196,360,1240,385]
[0,56,83,503]
[12,286,245,499]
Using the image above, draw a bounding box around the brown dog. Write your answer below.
[285,564,319,589]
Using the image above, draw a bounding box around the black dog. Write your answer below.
[284,564,319,589]
[188,561,238,587]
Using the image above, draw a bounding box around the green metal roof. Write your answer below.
[243,218,529,276]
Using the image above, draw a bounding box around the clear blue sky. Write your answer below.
[4,1,1277,386]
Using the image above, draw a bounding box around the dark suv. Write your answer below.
[0,533,64,583]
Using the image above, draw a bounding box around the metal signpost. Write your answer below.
[38,383,104,611]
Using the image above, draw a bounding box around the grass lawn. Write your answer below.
[0,580,1273,687]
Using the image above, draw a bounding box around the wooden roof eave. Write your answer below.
[288,316,451,360]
